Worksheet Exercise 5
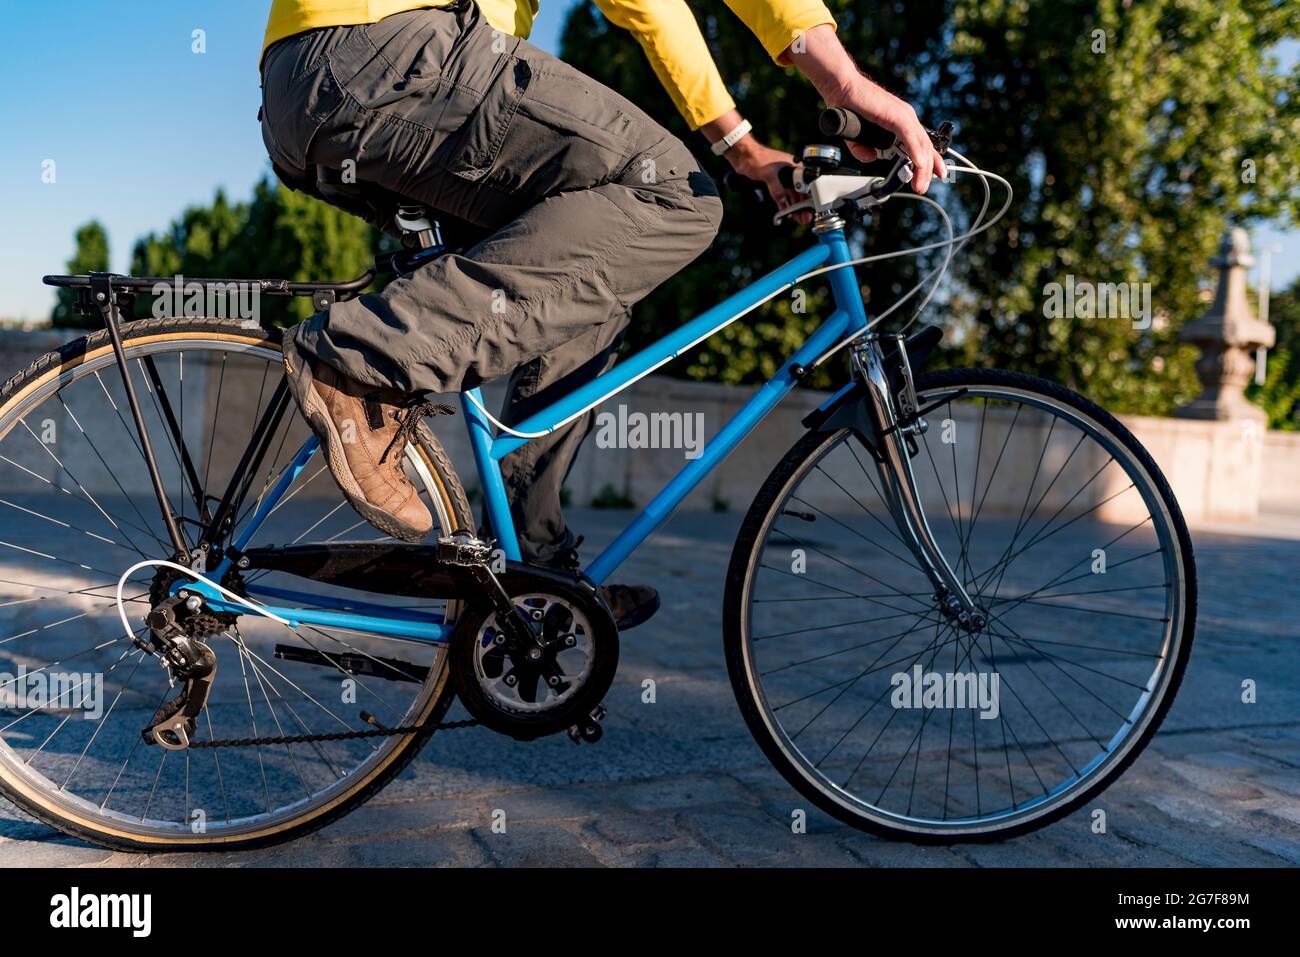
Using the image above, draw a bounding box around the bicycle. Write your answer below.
[0,108,1195,850]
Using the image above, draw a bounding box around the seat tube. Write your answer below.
[460,389,522,561]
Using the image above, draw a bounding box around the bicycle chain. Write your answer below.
[186,716,480,749]
[144,564,482,749]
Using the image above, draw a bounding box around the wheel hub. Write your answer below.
[147,565,240,639]
[937,592,988,633]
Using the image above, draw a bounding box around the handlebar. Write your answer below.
[722,166,797,193]
[819,108,896,150]
[819,108,954,157]
[721,108,955,220]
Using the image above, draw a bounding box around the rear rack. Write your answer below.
[39,246,444,553]
[44,269,375,315]
[42,242,446,312]
[38,205,449,561]
[43,270,374,300]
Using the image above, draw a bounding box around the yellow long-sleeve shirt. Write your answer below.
[262,1,835,130]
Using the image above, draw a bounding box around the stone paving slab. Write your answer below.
[1,507,1297,867]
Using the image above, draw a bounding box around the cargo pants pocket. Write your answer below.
[260,57,347,175]
[441,53,533,184]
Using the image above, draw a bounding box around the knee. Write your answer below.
[688,172,725,242]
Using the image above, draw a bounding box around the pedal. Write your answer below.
[566,703,607,745]
[435,531,495,567]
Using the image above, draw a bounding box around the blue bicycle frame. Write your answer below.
[188,227,868,641]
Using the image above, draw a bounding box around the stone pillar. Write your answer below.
[1175,227,1275,423]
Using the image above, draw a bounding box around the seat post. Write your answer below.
[395,205,440,250]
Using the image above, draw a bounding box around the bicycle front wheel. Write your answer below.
[0,317,473,851]
[724,368,1196,841]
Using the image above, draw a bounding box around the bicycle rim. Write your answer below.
[0,324,465,846]
[730,369,1194,839]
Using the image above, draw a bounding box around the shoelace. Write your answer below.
[379,398,455,462]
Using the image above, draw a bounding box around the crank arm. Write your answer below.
[467,563,543,652]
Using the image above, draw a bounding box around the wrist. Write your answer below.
[707,117,753,158]
[818,70,861,110]
[724,133,761,168]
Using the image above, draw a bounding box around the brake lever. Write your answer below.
[894,157,916,188]
[772,199,816,225]
[853,156,915,209]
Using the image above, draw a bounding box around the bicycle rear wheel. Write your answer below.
[725,367,1196,841]
[0,318,473,850]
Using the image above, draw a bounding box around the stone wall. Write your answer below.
[1,328,1296,525]
[453,375,1300,526]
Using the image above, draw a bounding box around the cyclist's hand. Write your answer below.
[784,24,946,194]
[826,82,946,194]
[726,137,810,224]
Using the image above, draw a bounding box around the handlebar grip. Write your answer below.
[819,108,896,151]
[820,109,956,157]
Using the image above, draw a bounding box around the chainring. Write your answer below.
[449,571,618,741]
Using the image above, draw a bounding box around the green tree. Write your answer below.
[128,177,380,326]
[559,1,1299,413]
[50,220,110,328]
[239,178,382,324]
[940,0,1298,415]
[1247,348,1300,429]
[1262,275,1300,358]
[1248,275,1300,428]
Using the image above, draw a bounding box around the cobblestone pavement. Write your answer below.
[1,506,1297,868]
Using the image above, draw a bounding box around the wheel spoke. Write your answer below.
[738,376,1187,836]
[0,333,457,844]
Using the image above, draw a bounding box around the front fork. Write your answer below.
[851,336,986,631]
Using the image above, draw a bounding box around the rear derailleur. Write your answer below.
[137,591,226,750]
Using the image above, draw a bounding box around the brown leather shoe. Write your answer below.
[282,333,435,542]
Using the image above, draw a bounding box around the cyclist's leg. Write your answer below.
[271,4,722,396]
[497,307,631,564]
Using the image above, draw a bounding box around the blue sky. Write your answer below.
[0,1,1294,321]
[0,0,581,321]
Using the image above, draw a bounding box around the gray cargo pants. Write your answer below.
[259,2,722,563]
